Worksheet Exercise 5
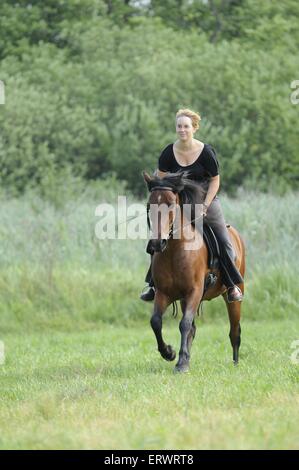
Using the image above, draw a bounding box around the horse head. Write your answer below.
[143,171,186,252]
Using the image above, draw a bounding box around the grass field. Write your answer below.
[0,189,299,449]
[1,317,299,450]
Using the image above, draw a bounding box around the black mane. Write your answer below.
[147,172,205,207]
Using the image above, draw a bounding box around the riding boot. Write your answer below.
[140,286,155,302]
[140,251,156,302]
[227,286,243,303]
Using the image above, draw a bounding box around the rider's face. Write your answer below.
[176,116,195,141]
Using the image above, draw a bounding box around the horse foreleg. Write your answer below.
[187,320,196,351]
[223,287,243,364]
[150,291,175,362]
[175,291,201,373]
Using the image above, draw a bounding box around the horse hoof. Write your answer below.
[160,345,176,362]
[174,363,189,374]
[165,346,176,362]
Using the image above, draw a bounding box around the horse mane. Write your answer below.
[146,172,206,228]
[148,171,205,207]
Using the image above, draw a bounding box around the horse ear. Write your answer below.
[142,171,152,184]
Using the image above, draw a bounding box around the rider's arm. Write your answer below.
[204,175,220,210]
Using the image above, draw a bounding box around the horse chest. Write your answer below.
[152,253,195,292]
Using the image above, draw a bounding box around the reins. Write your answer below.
[115,185,203,233]
[147,185,204,239]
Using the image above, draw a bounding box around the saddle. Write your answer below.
[146,223,231,294]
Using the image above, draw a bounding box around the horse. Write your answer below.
[143,171,245,373]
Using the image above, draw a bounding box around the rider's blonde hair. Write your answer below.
[176,108,201,130]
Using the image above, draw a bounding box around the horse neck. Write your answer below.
[170,206,203,246]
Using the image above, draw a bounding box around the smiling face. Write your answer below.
[176,115,196,142]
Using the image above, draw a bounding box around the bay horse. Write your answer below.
[143,171,245,373]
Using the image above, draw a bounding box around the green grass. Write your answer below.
[1,318,299,450]
[0,262,299,333]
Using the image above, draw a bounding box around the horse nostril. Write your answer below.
[160,239,168,252]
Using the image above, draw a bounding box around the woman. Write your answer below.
[141,108,243,303]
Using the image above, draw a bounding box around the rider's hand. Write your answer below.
[202,202,208,217]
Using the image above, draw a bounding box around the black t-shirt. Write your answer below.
[158,143,219,182]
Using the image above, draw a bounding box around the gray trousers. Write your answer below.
[204,196,235,261]
[203,196,243,287]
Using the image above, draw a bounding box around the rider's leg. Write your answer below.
[145,258,154,287]
[204,197,243,301]
[204,198,236,262]
[141,241,155,301]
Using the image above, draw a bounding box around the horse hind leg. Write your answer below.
[150,292,176,362]
[223,291,242,364]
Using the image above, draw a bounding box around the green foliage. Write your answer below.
[0,0,107,59]
[0,1,298,195]
[148,0,299,47]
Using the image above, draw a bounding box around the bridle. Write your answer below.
[147,185,205,245]
[147,186,179,243]
[150,186,176,192]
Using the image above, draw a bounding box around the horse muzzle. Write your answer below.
[151,239,168,252]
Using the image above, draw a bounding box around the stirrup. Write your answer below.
[227,286,243,303]
[140,286,155,302]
